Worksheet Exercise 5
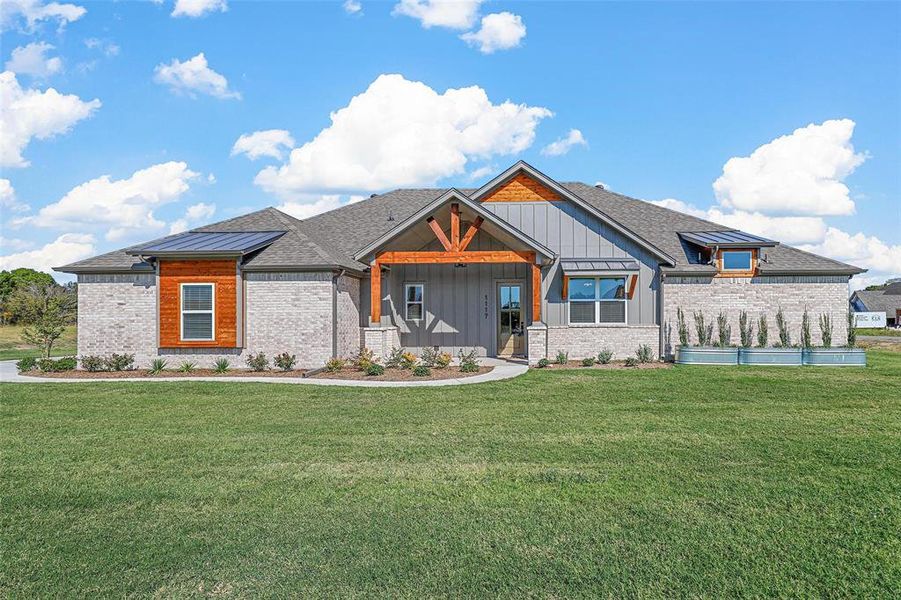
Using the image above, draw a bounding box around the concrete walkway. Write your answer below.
[0,358,528,387]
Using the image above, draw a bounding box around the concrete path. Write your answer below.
[0,358,528,387]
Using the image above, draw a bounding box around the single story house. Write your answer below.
[851,281,901,326]
[57,161,865,367]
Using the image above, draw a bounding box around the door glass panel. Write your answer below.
[501,311,510,329]
[500,286,510,309]
[510,311,521,331]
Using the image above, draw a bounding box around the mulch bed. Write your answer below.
[534,360,672,370]
[309,366,493,381]
[25,369,309,379]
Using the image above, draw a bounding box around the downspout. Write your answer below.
[659,271,666,360]
[331,269,346,359]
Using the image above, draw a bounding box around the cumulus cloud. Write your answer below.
[343,0,362,15]
[254,74,552,198]
[713,119,866,216]
[0,236,33,251]
[5,42,62,77]
[0,0,86,32]
[461,11,526,53]
[800,228,901,276]
[0,71,101,168]
[0,178,29,212]
[84,37,120,57]
[23,161,199,242]
[541,128,587,157]
[393,0,482,29]
[0,233,95,278]
[276,195,366,220]
[153,53,240,100]
[232,129,295,160]
[171,0,227,18]
[169,202,216,234]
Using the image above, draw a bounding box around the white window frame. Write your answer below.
[404,283,425,322]
[567,276,628,325]
[180,282,215,341]
[721,250,753,272]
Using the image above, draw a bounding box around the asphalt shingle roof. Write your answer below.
[57,182,864,276]
[852,289,901,313]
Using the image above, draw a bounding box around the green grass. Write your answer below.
[0,324,76,360]
[2,352,900,597]
[857,327,901,337]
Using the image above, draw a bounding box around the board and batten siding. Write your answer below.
[482,200,660,326]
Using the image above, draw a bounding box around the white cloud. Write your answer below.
[153,53,240,100]
[231,129,295,160]
[0,233,95,278]
[467,164,495,180]
[0,71,101,168]
[0,236,33,251]
[84,37,120,57]
[5,42,62,77]
[23,162,199,242]
[171,0,227,18]
[393,0,482,29]
[705,209,828,246]
[343,0,362,15]
[0,178,28,212]
[255,73,552,198]
[0,0,86,32]
[541,128,587,157]
[800,227,901,276]
[649,198,708,219]
[169,202,216,234]
[461,11,526,53]
[713,119,866,216]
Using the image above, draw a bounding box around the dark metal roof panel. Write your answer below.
[561,258,640,272]
[678,230,777,248]
[128,231,285,255]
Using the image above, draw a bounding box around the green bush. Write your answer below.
[15,356,36,373]
[597,349,613,364]
[38,357,76,372]
[801,308,812,349]
[178,361,197,373]
[245,352,269,372]
[739,311,754,348]
[676,307,690,346]
[325,357,345,373]
[776,307,791,347]
[536,358,550,368]
[80,355,105,372]
[412,365,431,377]
[636,344,653,363]
[458,349,480,373]
[275,352,297,371]
[419,347,439,367]
[365,363,385,376]
[757,314,769,347]
[149,358,167,375]
[213,358,230,373]
[581,357,595,367]
[353,347,376,371]
[716,312,731,347]
[819,313,833,348]
[103,353,135,371]
[847,311,856,347]
[624,357,638,367]
[554,350,568,365]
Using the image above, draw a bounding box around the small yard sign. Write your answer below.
[854,312,887,328]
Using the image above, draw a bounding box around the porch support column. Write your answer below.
[450,203,461,250]
[370,261,381,325]
[531,262,541,323]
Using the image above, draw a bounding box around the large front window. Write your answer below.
[568,277,626,324]
[180,283,215,341]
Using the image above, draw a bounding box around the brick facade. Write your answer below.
[362,326,401,359]
[77,274,158,364]
[336,274,362,358]
[662,276,850,355]
[545,325,660,362]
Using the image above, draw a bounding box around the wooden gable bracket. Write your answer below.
[426,217,452,251]
[426,204,484,252]
[458,216,483,252]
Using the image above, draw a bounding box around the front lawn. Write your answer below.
[2,351,899,596]
[857,327,901,337]
[0,324,76,360]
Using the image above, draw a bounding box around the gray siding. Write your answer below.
[483,201,660,326]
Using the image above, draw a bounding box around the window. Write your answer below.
[568,277,627,324]
[405,283,424,321]
[180,283,214,341]
[721,250,753,272]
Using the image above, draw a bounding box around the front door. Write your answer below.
[497,283,524,356]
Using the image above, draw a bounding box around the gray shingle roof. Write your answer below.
[852,289,901,313]
[57,181,865,277]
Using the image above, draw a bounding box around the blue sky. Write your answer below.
[1,0,898,288]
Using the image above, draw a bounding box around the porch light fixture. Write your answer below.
[455,263,467,268]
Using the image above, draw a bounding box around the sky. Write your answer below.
[0,0,899,290]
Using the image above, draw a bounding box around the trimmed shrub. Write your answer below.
[624,357,638,367]
[676,307,690,346]
[458,349,480,373]
[636,344,653,363]
[104,353,135,372]
[554,350,568,365]
[385,347,405,369]
[275,352,297,371]
[38,357,76,372]
[693,311,713,346]
[847,311,856,347]
[214,358,230,373]
[325,357,345,373]
[178,361,197,373]
[536,358,550,368]
[245,352,269,372]
[739,311,754,348]
[412,365,431,377]
[353,347,377,371]
[801,308,812,349]
[581,357,595,367]
[757,314,769,348]
[716,312,731,347]
[365,363,385,376]
[435,352,452,369]
[819,313,833,348]
[776,307,791,347]
[149,358,167,375]
[80,354,105,372]
[419,347,439,367]
[597,349,613,364]
[16,356,37,373]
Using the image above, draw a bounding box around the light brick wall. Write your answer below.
[546,325,660,361]
[363,326,401,359]
[77,274,158,365]
[663,276,850,354]
[336,274,362,358]
[526,324,547,365]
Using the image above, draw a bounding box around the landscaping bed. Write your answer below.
[25,368,309,379]
[310,366,493,380]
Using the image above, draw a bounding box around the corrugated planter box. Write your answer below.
[802,348,867,366]
[738,347,803,366]
[675,346,739,365]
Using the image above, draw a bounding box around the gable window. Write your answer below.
[721,250,753,272]
[568,277,626,324]
[180,283,215,341]
[405,283,424,321]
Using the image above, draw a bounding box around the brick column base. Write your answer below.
[362,326,401,360]
[526,323,548,365]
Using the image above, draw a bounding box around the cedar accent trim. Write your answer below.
[158,259,238,348]
[377,250,535,264]
[450,203,461,250]
[627,274,638,299]
[531,263,542,322]
[458,216,483,252]
[562,274,569,299]
[714,248,758,278]
[370,262,382,323]
[426,217,452,251]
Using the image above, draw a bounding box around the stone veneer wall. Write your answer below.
[663,276,850,355]
[336,274,362,358]
[545,325,660,361]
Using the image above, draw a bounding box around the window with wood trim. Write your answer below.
[568,277,626,324]
[180,283,215,341]
[404,283,424,321]
[721,250,753,272]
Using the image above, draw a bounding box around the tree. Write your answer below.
[13,283,76,358]
[0,268,57,323]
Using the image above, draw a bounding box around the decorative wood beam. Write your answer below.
[531,263,542,323]
[426,217,452,251]
[370,263,381,324]
[450,203,461,250]
[562,274,569,299]
[627,274,638,299]
[377,250,535,265]
[458,216,483,252]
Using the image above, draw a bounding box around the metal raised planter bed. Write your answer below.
[675,346,739,365]
[802,348,867,366]
[738,347,803,366]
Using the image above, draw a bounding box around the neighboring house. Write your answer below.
[57,161,865,367]
[851,282,901,326]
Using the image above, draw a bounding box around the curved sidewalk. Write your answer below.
[0,358,528,388]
